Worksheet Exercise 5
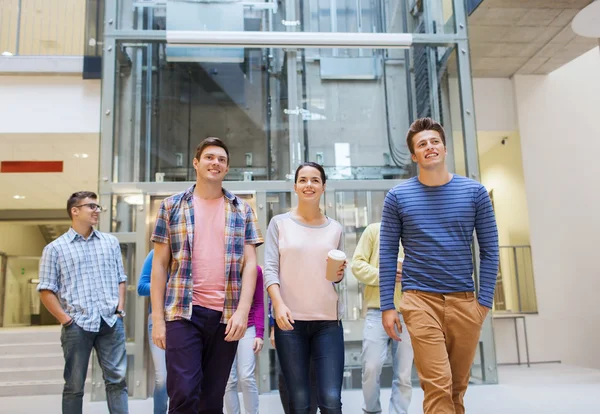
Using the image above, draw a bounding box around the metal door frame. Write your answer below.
[0,251,6,327]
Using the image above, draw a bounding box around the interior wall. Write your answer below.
[479,132,533,315]
[512,46,600,369]
[480,132,530,247]
[0,0,85,56]
[0,223,47,327]
[0,133,100,210]
[0,76,101,134]
[448,77,518,177]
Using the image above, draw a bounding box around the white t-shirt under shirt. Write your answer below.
[264,212,343,321]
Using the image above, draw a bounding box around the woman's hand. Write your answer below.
[335,260,347,282]
[253,338,264,354]
[274,301,295,331]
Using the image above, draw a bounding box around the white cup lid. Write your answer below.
[328,249,346,260]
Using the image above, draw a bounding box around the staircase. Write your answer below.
[0,327,90,397]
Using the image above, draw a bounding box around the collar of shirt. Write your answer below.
[182,184,238,206]
[67,227,100,242]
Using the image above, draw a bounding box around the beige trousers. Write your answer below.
[400,290,488,414]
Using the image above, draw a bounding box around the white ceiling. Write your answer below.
[0,133,99,210]
[468,0,599,77]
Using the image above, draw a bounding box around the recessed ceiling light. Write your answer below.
[1,51,13,56]
[74,153,89,158]
[13,195,25,199]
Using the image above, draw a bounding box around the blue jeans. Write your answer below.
[361,310,414,414]
[61,318,128,414]
[275,320,344,414]
[148,316,168,414]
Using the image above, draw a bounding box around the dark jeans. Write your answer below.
[61,318,128,414]
[165,305,238,414]
[278,360,318,414]
[275,320,344,414]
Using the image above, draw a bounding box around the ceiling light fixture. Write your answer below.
[74,153,89,158]
[13,195,25,199]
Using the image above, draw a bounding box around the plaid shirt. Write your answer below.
[151,185,263,323]
[37,228,127,332]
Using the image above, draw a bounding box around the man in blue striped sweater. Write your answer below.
[379,118,499,414]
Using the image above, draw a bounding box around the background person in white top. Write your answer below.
[264,162,346,414]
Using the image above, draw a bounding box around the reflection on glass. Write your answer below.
[267,192,293,222]
[119,243,136,341]
[111,195,139,232]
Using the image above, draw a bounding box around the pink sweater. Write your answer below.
[264,213,343,321]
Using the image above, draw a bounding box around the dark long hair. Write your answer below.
[294,162,327,184]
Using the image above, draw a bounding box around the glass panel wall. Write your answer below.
[119,0,455,35]
[111,43,466,182]
[100,0,496,395]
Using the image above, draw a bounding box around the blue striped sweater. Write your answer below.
[379,175,499,309]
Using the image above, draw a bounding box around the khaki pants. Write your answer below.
[399,290,488,414]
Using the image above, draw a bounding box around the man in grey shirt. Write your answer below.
[38,191,129,414]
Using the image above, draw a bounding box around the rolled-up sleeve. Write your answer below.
[38,244,59,292]
[151,200,170,244]
[114,240,128,283]
[244,202,264,247]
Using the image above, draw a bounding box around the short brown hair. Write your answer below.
[194,137,230,165]
[406,117,446,155]
[67,191,97,219]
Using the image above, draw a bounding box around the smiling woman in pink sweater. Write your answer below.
[264,162,346,414]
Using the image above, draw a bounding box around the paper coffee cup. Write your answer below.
[326,249,346,281]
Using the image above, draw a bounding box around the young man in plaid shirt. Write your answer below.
[150,137,263,414]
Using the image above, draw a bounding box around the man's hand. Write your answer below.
[59,314,72,325]
[225,308,249,342]
[382,309,402,341]
[274,302,294,331]
[152,319,167,350]
[269,327,275,348]
[253,338,264,354]
[478,301,490,322]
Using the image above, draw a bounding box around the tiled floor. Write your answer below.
[2,364,599,413]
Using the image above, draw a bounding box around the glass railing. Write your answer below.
[0,0,86,56]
